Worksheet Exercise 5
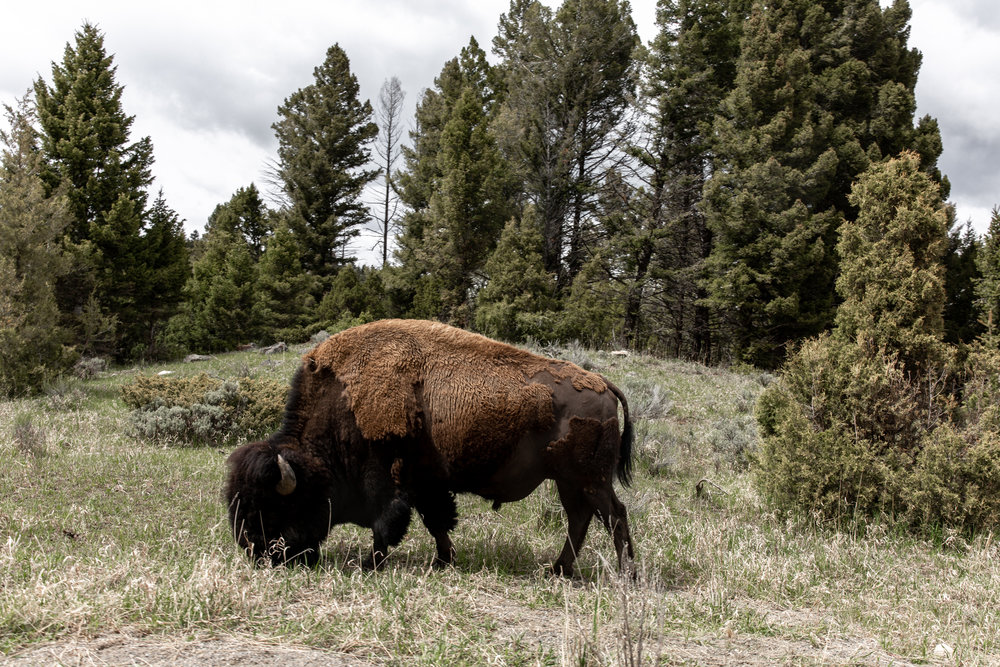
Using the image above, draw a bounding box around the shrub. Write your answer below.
[752,155,1000,533]
[615,376,673,421]
[756,335,1000,532]
[905,424,1000,532]
[122,373,287,446]
[12,413,47,459]
[707,415,757,472]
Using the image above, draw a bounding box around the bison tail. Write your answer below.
[606,379,634,488]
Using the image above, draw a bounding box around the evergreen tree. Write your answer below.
[475,207,558,341]
[618,0,746,355]
[755,153,969,527]
[392,56,466,313]
[272,44,378,281]
[835,151,949,369]
[34,23,155,333]
[205,183,270,260]
[253,219,318,342]
[34,22,154,243]
[702,0,945,367]
[976,208,1000,342]
[88,193,151,357]
[0,97,75,395]
[166,230,259,353]
[393,38,515,323]
[941,217,983,345]
[425,86,517,324]
[317,265,389,327]
[493,0,640,287]
[138,191,190,358]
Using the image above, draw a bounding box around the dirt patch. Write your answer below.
[1,635,375,667]
[1,631,924,666]
[649,633,920,666]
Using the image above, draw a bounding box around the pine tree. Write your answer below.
[702,0,946,367]
[976,208,1000,342]
[391,57,465,314]
[137,191,190,358]
[34,22,154,243]
[32,22,188,360]
[0,97,75,395]
[475,207,558,341]
[317,265,389,327]
[253,219,318,342]
[493,0,639,287]
[392,38,516,323]
[619,0,746,355]
[272,44,378,281]
[941,217,982,345]
[426,86,517,324]
[166,230,259,353]
[205,183,270,260]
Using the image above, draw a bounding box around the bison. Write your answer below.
[224,319,635,576]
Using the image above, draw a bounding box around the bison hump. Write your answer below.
[307,325,423,441]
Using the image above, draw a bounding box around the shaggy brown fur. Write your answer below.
[307,319,604,440]
[225,319,635,575]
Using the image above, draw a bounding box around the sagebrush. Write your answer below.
[122,372,287,445]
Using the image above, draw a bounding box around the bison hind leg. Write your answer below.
[552,481,635,578]
[588,485,635,576]
[552,481,594,577]
[365,496,412,570]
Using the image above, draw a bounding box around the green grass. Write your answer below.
[2,344,998,664]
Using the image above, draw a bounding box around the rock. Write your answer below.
[310,330,331,344]
[261,341,287,355]
[610,350,630,357]
[933,643,954,658]
[183,354,213,363]
[157,370,175,376]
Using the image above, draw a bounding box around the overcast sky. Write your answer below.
[2,0,997,263]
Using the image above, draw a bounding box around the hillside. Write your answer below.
[1,343,997,665]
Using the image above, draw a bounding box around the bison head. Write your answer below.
[224,441,331,566]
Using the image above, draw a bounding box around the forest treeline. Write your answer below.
[2,0,999,397]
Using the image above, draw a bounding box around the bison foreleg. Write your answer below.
[412,488,458,567]
[364,496,412,570]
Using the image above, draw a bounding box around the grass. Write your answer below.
[2,343,998,664]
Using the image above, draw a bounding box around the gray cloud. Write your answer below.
[2,0,996,239]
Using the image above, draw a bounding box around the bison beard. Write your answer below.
[224,319,635,576]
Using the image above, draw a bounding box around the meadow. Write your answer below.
[1,343,998,665]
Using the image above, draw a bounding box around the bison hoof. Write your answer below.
[551,561,574,578]
[432,552,455,569]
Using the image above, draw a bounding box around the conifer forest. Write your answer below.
[3,1,1000,530]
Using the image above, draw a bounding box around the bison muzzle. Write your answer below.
[224,319,635,576]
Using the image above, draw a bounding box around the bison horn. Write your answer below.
[275,454,297,495]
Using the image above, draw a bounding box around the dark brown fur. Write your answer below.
[225,319,635,575]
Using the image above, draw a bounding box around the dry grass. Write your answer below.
[2,346,998,665]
